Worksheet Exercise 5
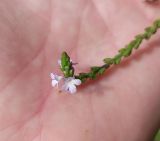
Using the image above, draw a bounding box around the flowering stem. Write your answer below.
[74,19,160,82]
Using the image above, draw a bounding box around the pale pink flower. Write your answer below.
[50,73,63,87]
[62,77,81,94]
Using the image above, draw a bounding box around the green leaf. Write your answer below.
[98,68,106,74]
[91,66,100,72]
[133,38,142,49]
[103,58,113,65]
[114,54,122,65]
[145,27,151,32]
[89,72,96,79]
[154,19,160,27]
[128,40,137,48]
[123,47,132,57]
[119,48,126,54]
[135,34,143,39]
[145,26,157,34]
[143,32,152,39]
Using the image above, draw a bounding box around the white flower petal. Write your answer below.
[61,77,80,94]
[50,73,55,79]
[50,73,63,81]
[68,85,77,94]
[72,79,81,86]
[51,80,58,87]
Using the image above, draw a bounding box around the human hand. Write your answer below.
[0,0,160,140]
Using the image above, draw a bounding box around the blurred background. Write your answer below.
[155,130,160,141]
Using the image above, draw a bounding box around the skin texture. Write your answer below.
[0,0,160,140]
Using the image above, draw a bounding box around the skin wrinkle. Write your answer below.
[0,1,20,27]
[1,61,43,131]
[38,125,43,141]
[21,116,42,141]
[5,122,29,141]
[91,0,116,42]
[70,1,88,54]
[44,2,85,61]
[16,65,56,140]
[33,88,53,140]
[0,3,52,92]
[0,2,52,140]
[0,115,38,141]
[91,0,118,23]
[140,0,160,19]
[0,0,52,89]
[0,48,44,93]
[1,101,42,128]
[8,120,37,141]
[69,3,86,63]
[90,1,149,48]
[72,5,88,58]
[133,0,155,22]
[0,121,22,135]
[76,1,117,68]
[6,121,33,141]
[33,0,54,116]
[89,95,99,140]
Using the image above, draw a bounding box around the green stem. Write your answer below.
[75,19,160,82]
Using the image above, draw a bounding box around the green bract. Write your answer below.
[60,52,74,77]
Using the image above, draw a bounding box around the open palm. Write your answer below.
[0,0,160,141]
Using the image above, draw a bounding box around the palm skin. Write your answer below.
[0,0,160,141]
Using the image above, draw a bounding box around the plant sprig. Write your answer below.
[60,19,160,82]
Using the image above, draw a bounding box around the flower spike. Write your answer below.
[50,18,160,94]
